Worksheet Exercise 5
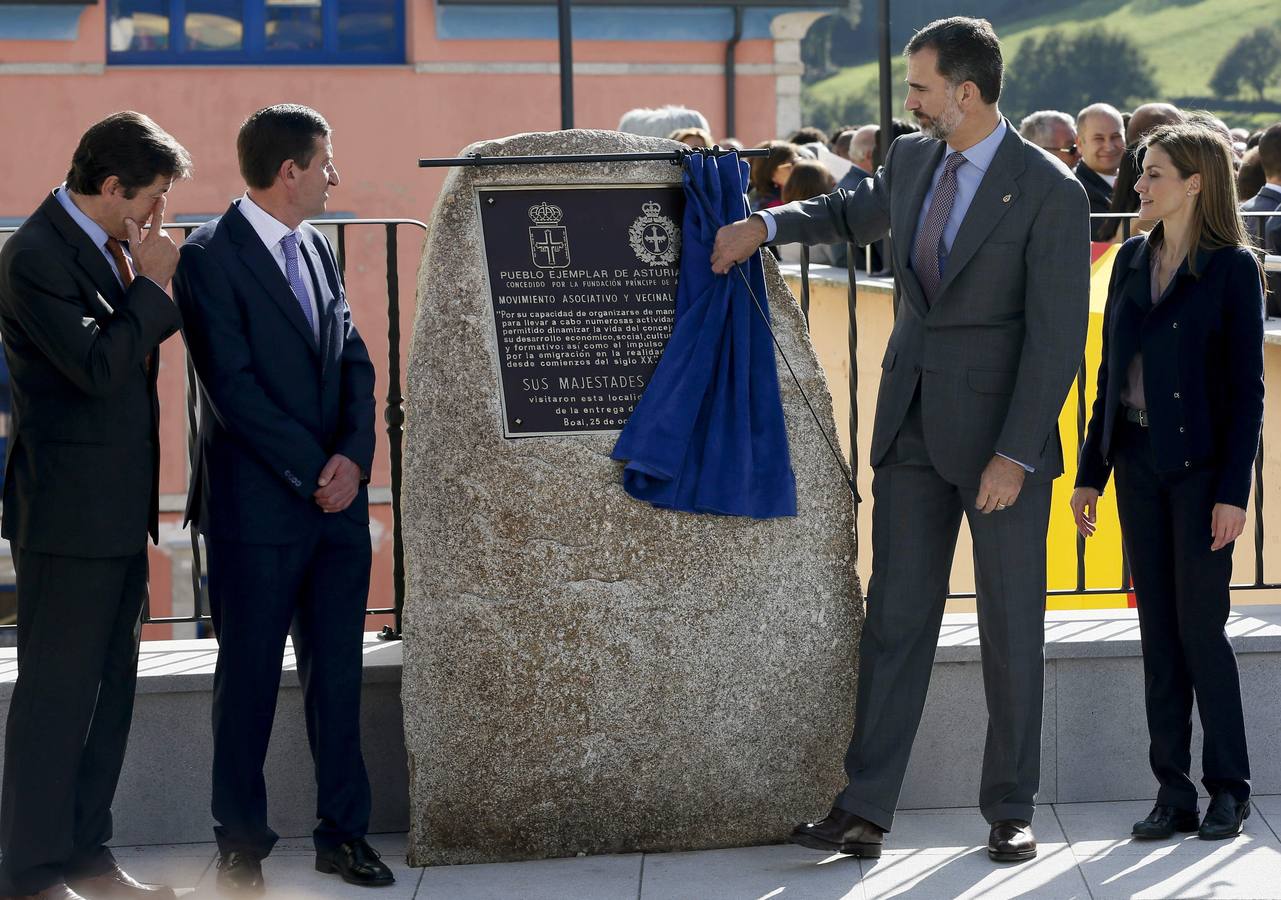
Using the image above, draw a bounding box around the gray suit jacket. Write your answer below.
[771,122,1091,487]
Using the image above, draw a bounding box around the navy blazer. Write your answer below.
[1076,235,1264,508]
[173,200,376,543]
[1074,160,1114,241]
[0,192,181,556]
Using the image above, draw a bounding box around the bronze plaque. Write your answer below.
[477,184,684,437]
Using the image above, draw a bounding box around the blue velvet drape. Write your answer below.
[611,152,797,518]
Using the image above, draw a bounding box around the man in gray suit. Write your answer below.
[712,16,1089,862]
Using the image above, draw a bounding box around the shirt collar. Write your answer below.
[54,184,111,251]
[954,119,1007,174]
[239,191,301,252]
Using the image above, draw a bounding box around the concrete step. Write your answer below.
[2,607,1279,847]
[899,606,1281,810]
[0,634,408,846]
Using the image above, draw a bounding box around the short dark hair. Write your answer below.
[904,17,1003,105]
[237,104,331,191]
[1257,122,1281,181]
[787,126,829,148]
[65,111,191,198]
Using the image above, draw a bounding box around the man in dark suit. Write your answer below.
[712,17,1089,863]
[1241,122,1281,315]
[0,112,188,900]
[173,105,392,894]
[1074,103,1125,240]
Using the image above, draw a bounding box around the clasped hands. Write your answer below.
[315,453,361,513]
[1070,488,1244,552]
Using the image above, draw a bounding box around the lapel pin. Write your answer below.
[1002,194,1012,203]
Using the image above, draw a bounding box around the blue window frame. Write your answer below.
[107,0,404,64]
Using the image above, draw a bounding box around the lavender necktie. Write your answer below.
[911,151,967,303]
[280,232,316,337]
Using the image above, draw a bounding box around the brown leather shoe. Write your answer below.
[988,819,1037,862]
[3,884,88,899]
[789,806,885,858]
[67,866,175,900]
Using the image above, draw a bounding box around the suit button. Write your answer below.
[1185,461,1191,467]
[1173,392,1180,399]
[1179,427,1185,433]
[1172,322,1179,329]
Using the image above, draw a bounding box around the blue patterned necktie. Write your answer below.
[280,232,316,336]
[911,151,967,303]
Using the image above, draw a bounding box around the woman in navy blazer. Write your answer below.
[1072,123,1266,843]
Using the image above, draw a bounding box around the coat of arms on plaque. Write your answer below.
[628,201,680,267]
[528,202,570,269]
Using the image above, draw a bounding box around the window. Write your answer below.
[108,0,403,64]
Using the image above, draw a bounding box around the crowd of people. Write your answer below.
[619,98,1281,298]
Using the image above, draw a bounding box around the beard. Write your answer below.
[915,92,964,141]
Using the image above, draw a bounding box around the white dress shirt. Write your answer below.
[238,192,321,343]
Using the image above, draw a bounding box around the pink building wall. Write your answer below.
[0,2,790,637]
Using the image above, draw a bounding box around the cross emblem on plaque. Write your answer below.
[534,229,567,266]
[644,226,668,254]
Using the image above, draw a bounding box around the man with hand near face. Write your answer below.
[0,112,188,900]
[711,16,1089,863]
[173,104,390,894]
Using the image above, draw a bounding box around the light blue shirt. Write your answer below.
[912,118,1007,276]
[54,184,129,287]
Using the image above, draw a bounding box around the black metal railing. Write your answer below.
[2,206,1278,630]
[787,208,1281,604]
[0,217,427,638]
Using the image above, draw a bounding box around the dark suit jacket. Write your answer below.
[1076,237,1264,509]
[173,201,376,544]
[1242,184,1281,312]
[0,191,180,557]
[1074,160,1114,241]
[771,121,1091,487]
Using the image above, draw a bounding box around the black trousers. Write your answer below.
[0,548,148,895]
[207,513,373,859]
[1113,419,1250,809]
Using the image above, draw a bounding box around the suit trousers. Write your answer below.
[837,393,1051,830]
[1112,419,1250,808]
[206,512,373,859]
[0,549,148,895]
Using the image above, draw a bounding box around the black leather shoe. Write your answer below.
[67,864,176,899]
[988,820,1036,862]
[1132,804,1200,839]
[788,806,884,858]
[214,851,264,896]
[315,839,395,887]
[1199,792,1250,840]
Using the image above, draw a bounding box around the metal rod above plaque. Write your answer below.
[477,184,685,437]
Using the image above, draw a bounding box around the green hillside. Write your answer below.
[805,0,1281,131]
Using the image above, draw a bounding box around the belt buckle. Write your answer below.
[1137,409,1149,427]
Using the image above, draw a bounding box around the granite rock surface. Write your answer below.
[401,129,862,866]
